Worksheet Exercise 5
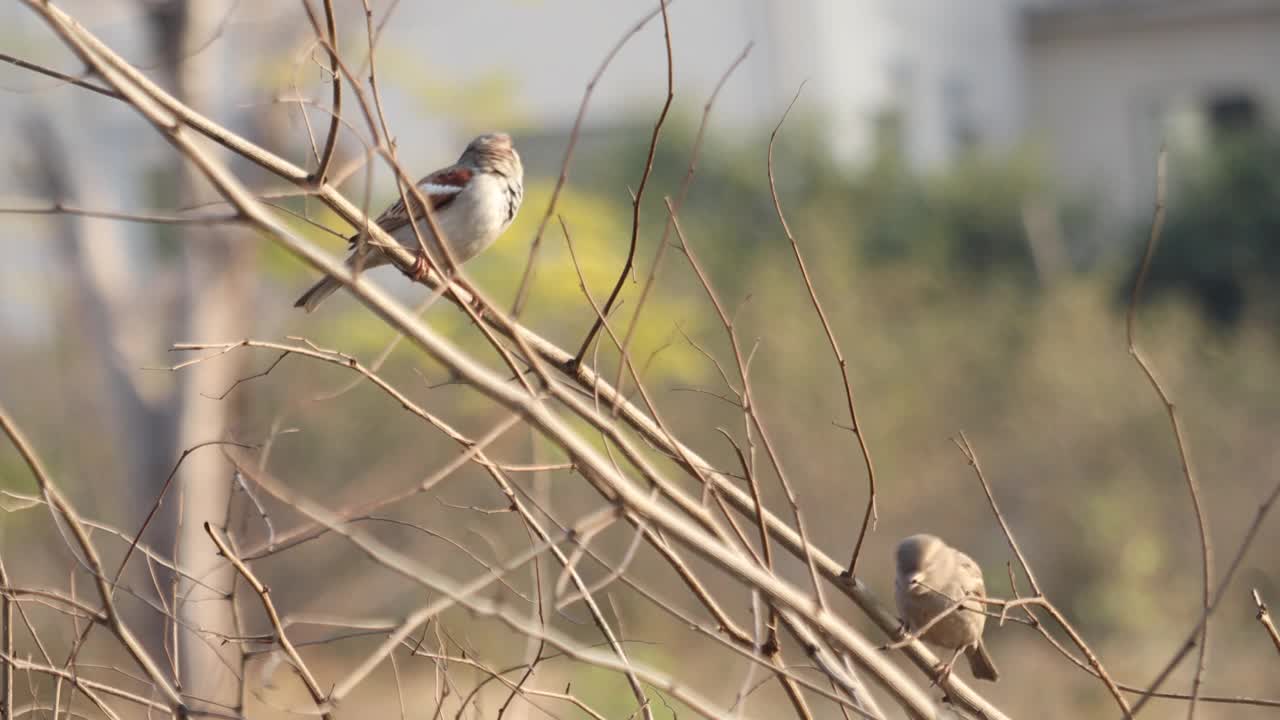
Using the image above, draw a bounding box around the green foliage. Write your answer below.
[260,200,352,280]
[472,179,712,385]
[0,453,37,496]
[573,116,1059,301]
[836,141,1050,287]
[569,643,689,719]
[280,178,711,391]
[1125,131,1280,327]
[379,46,528,133]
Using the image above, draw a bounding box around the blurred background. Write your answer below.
[2,0,1279,717]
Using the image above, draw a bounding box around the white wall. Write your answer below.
[385,0,1029,171]
[808,0,1028,168]
[1025,6,1280,225]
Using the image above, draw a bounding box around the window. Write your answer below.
[1206,92,1259,136]
[943,74,979,152]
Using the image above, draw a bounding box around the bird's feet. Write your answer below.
[468,295,487,319]
[408,252,431,282]
[930,647,964,687]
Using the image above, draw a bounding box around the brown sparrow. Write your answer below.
[895,533,999,682]
[295,132,524,312]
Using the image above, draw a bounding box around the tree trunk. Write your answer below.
[144,0,252,711]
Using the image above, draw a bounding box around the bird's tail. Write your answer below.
[966,642,999,682]
[293,275,343,313]
[294,248,389,313]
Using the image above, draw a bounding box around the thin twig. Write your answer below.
[1132,472,1280,716]
[0,52,119,98]
[0,556,12,720]
[954,433,1131,717]
[204,522,333,719]
[602,42,753,391]
[1253,590,1280,657]
[510,2,670,318]
[305,0,342,183]
[955,434,1040,595]
[184,337,652,717]
[0,408,187,714]
[572,0,674,361]
[667,197,829,617]
[114,440,257,587]
[562,219,830,712]
[1124,147,1213,719]
[0,202,240,225]
[765,83,880,576]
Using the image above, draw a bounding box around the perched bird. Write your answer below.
[894,533,999,682]
[294,132,524,312]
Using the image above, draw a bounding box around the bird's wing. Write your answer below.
[955,551,987,598]
[348,166,474,245]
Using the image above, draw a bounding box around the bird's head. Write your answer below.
[460,132,522,178]
[896,534,948,592]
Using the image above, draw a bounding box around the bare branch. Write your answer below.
[510,2,670,318]
[1253,589,1280,657]
[0,201,240,225]
[1124,147,1213,718]
[0,407,187,715]
[765,84,881,576]
[955,433,1131,717]
[303,0,343,183]
[204,522,333,719]
[571,0,674,358]
[0,51,119,98]
[0,557,12,720]
[1132,472,1280,715]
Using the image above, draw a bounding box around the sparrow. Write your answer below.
[894,534,999,682]
[294,132,524,312]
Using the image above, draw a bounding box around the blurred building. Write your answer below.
[799,0,1280,226]
[378,1,1030,171]
[475,0,1280,230]
[1024,0,1280,222]
[769,0,1280,226]
[803,0,1029,170]
[121,0,1273,231]
[398,0,1270,228]
[5,0,1277,233]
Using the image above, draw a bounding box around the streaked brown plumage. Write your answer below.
[294,132,523,312]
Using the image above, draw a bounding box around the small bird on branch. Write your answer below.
[295,132,524,312]
[895,533,1000,682]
